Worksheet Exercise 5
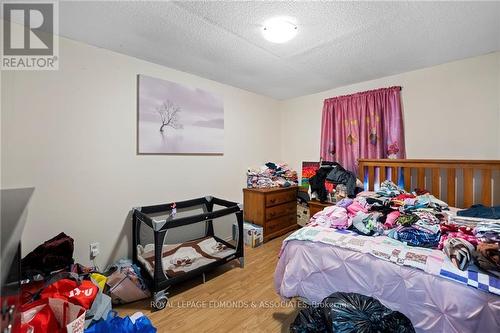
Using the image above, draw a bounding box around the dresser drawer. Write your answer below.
[266,201,296,220]
[266,214,296,234]
[265,190,296,207]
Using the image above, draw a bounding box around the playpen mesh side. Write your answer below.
[136,203,240,280]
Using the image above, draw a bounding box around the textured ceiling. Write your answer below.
[57,1,500,99]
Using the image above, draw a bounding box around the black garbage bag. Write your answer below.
[290,305,329,333]
[322,292,415,333]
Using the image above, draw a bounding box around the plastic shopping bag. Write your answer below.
[89,273,107,291]
[20,298,86,333]
[39,273,98,309]
[84,311,156,333]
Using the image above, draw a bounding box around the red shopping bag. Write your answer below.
[20,298,85,333]
[40,279,98,309]
[20,299,59,333]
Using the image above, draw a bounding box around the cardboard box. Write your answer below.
[232,222,263,248]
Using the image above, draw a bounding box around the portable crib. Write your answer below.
[132,196,244,310]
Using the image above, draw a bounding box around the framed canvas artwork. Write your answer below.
[137,75,224,154]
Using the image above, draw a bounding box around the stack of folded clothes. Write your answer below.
[246,162,298,188]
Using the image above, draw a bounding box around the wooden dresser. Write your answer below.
[243,186,298,242]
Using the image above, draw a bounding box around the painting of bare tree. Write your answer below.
[137,75,224,154]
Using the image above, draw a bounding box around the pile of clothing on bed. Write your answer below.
[246,162,298,188]
[309,180,500,277]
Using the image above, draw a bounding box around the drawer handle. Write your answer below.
[269,199,276,204]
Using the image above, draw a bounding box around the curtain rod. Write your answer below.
[324,86,402,102]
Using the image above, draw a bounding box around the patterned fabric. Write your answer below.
[443,238,475,271]
[439,232,479,250]
[377,180,403,197]
[388,226,441,248]
[319,86,406,174]
[396,214,419,226]
[412,211,440,224]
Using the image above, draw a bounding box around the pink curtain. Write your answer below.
[320,86,406,173]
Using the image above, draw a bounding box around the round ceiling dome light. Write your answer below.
[262,17,298,43]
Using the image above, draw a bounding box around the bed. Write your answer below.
[275,159,500,333]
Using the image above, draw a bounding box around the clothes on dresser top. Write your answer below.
[457,204,500,219]
[246,162,298,188]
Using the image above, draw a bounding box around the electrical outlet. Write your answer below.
[89,242,100,258]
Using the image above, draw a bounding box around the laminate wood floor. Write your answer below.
[117,234,300,333]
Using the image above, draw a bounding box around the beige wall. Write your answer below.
[279,52,500,174]
[1,37,281,266]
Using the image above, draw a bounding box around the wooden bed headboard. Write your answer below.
[358,159,500,208]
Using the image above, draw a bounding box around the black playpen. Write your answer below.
[132,196,244,310]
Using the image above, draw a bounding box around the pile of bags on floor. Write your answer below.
[246,161,298,188]
[308,180,500,277]
[290,292,415,333]
[19,233,156,333]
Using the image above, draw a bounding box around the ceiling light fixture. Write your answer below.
[262,17,298,43]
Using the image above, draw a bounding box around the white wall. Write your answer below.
[279,52,500,174]
[1,37,281,266]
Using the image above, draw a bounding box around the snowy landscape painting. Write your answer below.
[137,75,224,154]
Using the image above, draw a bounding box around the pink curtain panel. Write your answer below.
[320,86,406,173]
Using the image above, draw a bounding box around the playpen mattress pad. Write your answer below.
[137,236,236,278]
